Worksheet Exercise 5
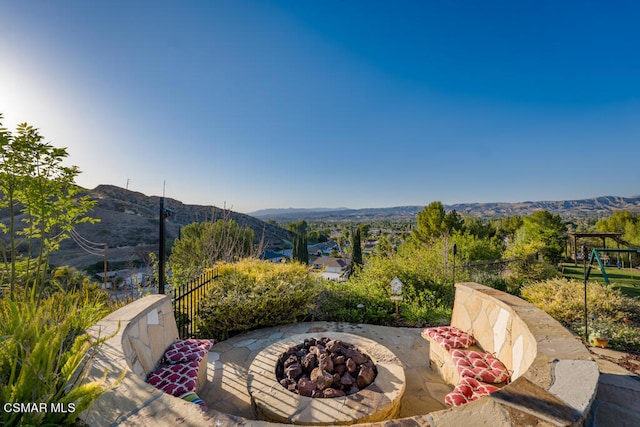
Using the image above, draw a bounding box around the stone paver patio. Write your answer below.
[198,321,451,421]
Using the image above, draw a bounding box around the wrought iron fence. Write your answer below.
[172,268,218,338]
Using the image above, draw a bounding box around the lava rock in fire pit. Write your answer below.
[275,337,377,398]
[324,388,346,398]
[285,361,302,380]
[297,377,317,397]
[301,353,317,373]
[357,362,376,389]
[318,353,334,372]
[310,367,334,390]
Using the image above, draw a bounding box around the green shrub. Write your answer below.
[311,243,455,326]
[196,259,321,340]
[507,258,560,283]
[0,290,111,426]
[471,272,529,297]
[311,277,452,327]
[521,278,640,351]
[521,278,640,324]
[196,243,461,338]
[595,318,640,352]
[399,289,452,326]
[470,271,509,292]
[312,279,394,325]
[352,242,457,306]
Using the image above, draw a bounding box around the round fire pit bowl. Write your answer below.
[247,332,406,425]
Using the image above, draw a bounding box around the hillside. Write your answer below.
[449,196,640,219]
[250,195,640,222]
[48,185,292,268]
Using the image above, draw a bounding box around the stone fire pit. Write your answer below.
[247,332,405,425]
[276,336,378,398]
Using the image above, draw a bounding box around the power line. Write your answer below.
[69,231,103,255]
[70,229,104,248]
[69,230,104,256]
[69,235,103,256]
[68,229,109,290]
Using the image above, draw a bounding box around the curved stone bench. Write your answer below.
[79,295,241,426]
[421,282,599,426]
[81,284,598,426]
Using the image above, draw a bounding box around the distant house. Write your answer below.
[280,249,293,259]
[312,256,350,282]
[363,239,378,254]
[260,250,288,263]
[307,241,339,257]
[95,268,151,289]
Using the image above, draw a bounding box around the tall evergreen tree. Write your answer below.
[292,233,308,264]
[292,235,297,260]
[351,227,363,268]
[301,233,309,264]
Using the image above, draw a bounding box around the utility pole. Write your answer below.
[159,198,166,294]
[103,243,107,290]
[452,243,457,299]
[582,245,588,340]
[158,196,174,294]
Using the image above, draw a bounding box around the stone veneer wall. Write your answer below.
[450,282,538,381]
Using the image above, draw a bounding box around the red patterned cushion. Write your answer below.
[444,377,500,407]
[146,360,200,396]
[450,349,510,384]
[162,339,214,364]
[422,326,475,351]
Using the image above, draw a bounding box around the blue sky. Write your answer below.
[1,1,639,213]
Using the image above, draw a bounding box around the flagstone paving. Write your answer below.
[587,346,640,426]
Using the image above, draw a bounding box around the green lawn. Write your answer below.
[561,263,640,298]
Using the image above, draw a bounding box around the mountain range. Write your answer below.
[249,196,640,222]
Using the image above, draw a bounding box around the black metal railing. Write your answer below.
[172,268,218,338]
